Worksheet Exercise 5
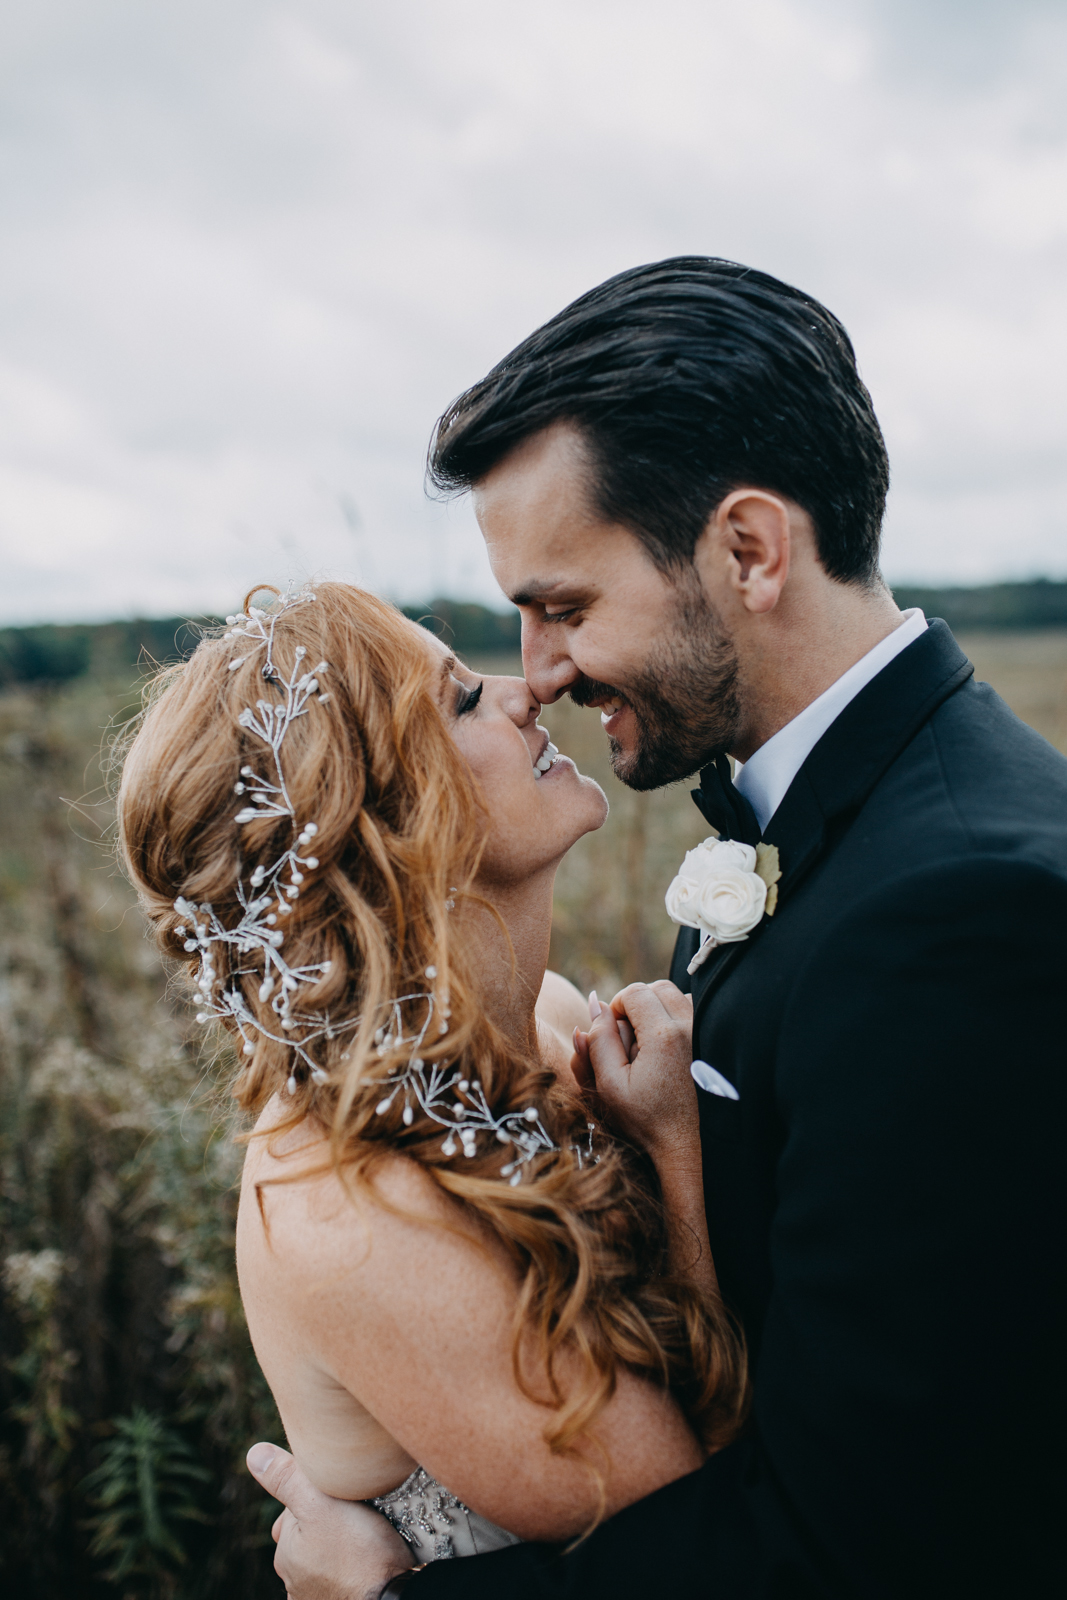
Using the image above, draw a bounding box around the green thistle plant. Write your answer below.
[81,1408,212,1588]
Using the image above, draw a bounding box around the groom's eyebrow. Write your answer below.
[508,577,575,606]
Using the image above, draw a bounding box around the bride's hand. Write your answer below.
[572,981,698,1162]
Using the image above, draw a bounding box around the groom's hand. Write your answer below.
[575,981,698,1161]
[246,1442,413,1600]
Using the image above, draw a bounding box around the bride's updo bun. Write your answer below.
[119,582,747,1505]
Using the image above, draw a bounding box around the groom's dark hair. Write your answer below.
[428,257,889,586]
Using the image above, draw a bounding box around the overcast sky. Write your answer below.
[1,0,1065,624]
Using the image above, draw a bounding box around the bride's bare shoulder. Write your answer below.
[238,1094,489,1273]
[237,1096,703,1541]
[536,969,590,1040]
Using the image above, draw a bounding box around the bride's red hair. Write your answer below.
[118,582,747,1510]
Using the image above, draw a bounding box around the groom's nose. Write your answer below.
[520,613,580,704]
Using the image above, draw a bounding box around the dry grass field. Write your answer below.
[0,625,1063,1595]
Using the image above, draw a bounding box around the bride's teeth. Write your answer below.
[533,741,559,776]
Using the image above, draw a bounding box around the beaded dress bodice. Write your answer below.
[370,1466,520,1562]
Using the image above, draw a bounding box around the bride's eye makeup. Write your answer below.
[455,681,483,717]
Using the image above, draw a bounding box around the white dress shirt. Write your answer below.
[733,609,928,833]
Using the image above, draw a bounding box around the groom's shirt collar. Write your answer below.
[734,609,928,833]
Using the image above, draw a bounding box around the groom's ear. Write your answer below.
[695,490,793,616]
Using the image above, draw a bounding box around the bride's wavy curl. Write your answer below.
[119,582,747,1508]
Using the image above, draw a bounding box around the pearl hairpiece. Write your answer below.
[171,584,578,1184]
[364,985,566,1186]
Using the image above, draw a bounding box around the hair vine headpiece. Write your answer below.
[173,583,346,1083]
[362,989,569,1186]
[170,583,574,1184]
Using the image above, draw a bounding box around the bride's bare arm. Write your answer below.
[242,1142,704,1544]
[575,982,717,1298]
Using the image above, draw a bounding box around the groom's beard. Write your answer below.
[569,586,742,791]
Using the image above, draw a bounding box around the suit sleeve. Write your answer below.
[409,858,1067,1599]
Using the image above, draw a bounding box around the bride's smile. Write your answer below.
[425,626,609,886]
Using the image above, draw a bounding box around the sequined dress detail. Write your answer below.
[370,1465,520,1561]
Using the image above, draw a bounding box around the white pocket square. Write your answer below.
[690,1060,740,1100]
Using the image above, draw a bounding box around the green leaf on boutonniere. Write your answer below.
[755,842,781,916]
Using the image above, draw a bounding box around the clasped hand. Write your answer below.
[570,979,698,1161]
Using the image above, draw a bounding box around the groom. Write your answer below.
[250,259,1067,1596]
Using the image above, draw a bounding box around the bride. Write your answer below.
[118,582,746,1564]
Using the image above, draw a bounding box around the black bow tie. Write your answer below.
[691,753,762,847]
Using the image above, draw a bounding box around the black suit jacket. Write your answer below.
[410,622,1067,1597]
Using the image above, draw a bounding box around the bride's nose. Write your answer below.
[496,676,540,727]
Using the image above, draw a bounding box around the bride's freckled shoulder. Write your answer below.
[238,1095,472,1266]
[236,1099,499,1507]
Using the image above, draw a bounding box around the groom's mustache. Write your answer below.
[568,676,628,710]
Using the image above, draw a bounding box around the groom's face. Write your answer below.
[474,423,741,790]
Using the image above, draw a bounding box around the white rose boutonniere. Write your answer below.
[665,837,782,975]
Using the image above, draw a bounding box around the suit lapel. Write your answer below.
[689,936,748,1011]
[690,620,973,1030]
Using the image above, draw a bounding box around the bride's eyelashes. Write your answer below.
[455,681,484,717]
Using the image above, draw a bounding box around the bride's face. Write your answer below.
[416,625,608,884]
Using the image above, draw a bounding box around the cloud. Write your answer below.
[0,0,1064,622]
